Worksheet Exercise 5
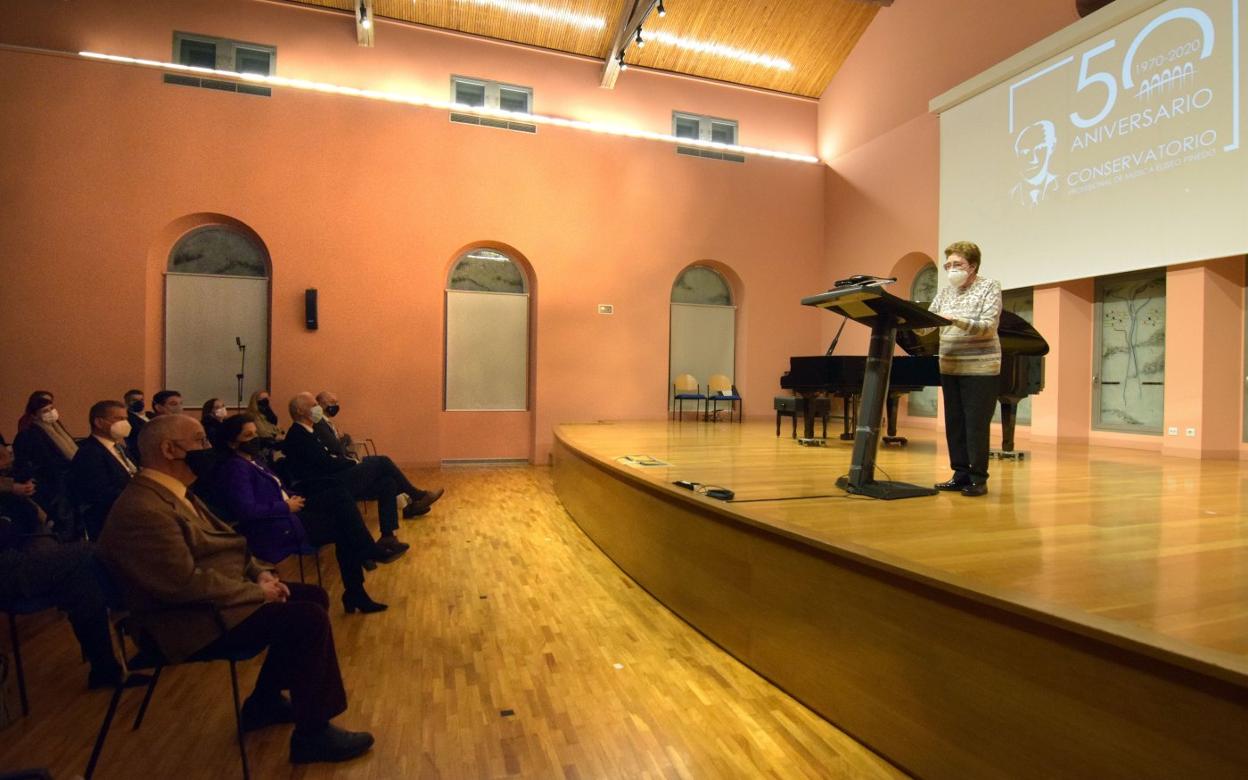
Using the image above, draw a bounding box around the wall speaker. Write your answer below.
[305,288,319,330]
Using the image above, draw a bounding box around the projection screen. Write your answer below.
[935,0,1246,290]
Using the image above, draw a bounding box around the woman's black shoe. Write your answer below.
[289,723,375,764]
[342,590,388,614]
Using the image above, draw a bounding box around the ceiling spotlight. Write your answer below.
[618,53,628,70]
[635,28,645,48]
[359,1,370,28]
[657,0,666,17]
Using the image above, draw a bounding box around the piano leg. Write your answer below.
[840,394,856,441]
[882,392,908,446]
[991,398,1025,460]
[802,394,816,440]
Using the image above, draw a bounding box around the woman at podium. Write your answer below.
[924,241,1002,497]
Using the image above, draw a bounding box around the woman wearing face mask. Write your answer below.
[200,397,229,448]
[925,241,1002,497]
[197,414,396,614]
[13,392,80,534]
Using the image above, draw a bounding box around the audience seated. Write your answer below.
[97,415,374,764]
[247,390,285,443]
[282,393,438,549]
[200,397,227,448]
[150,389,182,417]
[13,392,78,538]
[198,414,398,614]
[1,431,129,690]
[68,401,137,540]
[123,389,146,459]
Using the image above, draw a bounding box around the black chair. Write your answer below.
[1,594,59,717]
[84,606,265,780]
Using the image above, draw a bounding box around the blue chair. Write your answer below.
[2,594,60,717]
[671,374,706,421]
[84,608,265,780]
[706,374,743,422]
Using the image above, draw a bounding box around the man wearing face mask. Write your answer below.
[151,389,183,417]
[99,414,375,764]
[69,400,138,540]
[124,389,147,458]
[923,241,1002,497]
[312,390,443,515]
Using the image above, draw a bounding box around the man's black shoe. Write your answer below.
[241,693,295,732]
[961,483,988,497]
[87,667,153,690]
[377,535,410,553]
[368,544,406,564]
[403,487,444,518]
[934,478,969,491]
[289,723,375,764]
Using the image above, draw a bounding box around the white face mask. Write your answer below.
[310,405,325,423]
[213,407,228,420]
[40,408,59,424]
[947,268,970,288]
[110,419,133,441]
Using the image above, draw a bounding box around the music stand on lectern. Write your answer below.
[801,281,951,500]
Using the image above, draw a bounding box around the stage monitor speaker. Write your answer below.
[305,288,318,330]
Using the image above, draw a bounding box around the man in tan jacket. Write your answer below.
[98,414,374,765]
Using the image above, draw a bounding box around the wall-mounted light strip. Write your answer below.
[641,30,793,72]
[459,0,606,31]
[78,51,818,163]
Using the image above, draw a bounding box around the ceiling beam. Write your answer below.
[356,0,375,47]
[601,0,658,89]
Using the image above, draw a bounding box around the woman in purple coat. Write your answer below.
[200,414,399,614]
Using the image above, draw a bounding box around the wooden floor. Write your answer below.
[558,420,1248,664]
[0,465,902,779]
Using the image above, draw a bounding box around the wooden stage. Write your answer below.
[552,420,1248,779]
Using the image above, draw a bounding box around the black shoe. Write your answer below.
[241,693,295,732]
[961,483,988,497]
[342,589,388,615]
[290,723,375,764]
[377,535,410,553]
[87,666,153,690]
[362,558,378,572]
[934,478,970,491]
[403,487,444,518]
[368,544,406,564]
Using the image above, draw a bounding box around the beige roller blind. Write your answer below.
[669,303,736,401]
[165,273,269,407]
[445,290,529,411]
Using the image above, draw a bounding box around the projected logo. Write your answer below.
[1005,0,1241,204]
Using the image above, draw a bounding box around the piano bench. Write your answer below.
[774,396,831,439]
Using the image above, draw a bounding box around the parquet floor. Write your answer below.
[0,465,903,779]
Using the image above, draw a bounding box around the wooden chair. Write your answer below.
[671,374,706,421]
[706,375,742,422]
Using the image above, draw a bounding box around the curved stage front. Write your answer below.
[552,421,1248,779]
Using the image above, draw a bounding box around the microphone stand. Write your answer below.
[825,317,848,356]
[235,337,246,410]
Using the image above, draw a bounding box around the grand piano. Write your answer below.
[780,309,1048,456]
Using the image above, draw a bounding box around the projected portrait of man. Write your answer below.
[1010,120,1059,206]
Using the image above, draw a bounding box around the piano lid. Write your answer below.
[895,309,1049,357]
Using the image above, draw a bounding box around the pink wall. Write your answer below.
[817,0,1078,355]
[0,0,826,465]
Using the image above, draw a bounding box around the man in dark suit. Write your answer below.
[98,414,373,764]
[69,400,137,540]
[314,389,443,516]
[283,393,437,552]
[123,389,146,459]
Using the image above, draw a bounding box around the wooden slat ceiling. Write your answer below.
[289,0,882,97]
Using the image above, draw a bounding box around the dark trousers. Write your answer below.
[0,539,118,674]
[940,373,998,485]
[195,583,346,730]
[299,486,375,590]
[334,455,423,536]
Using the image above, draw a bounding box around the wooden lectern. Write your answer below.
[801,281,950,500]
